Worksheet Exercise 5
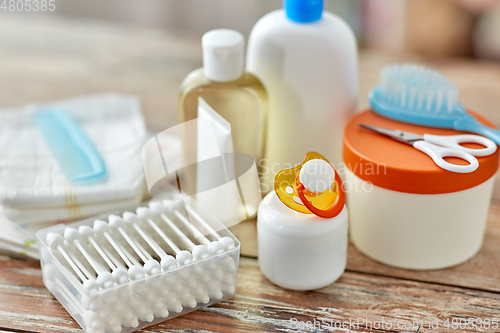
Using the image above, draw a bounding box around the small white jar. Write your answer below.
[257,191,348,290]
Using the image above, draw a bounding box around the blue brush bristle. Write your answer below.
[380,64,463,115]
[370,64,468,128]
[369,63,500,144]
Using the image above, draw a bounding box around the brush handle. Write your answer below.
[454,114,500,145]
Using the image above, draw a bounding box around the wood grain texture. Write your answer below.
[0,256,499,333]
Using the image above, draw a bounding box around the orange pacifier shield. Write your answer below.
[274,152,345,218]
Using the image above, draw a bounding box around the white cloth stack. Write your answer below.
[0,93,147,257]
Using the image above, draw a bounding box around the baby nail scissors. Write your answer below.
[358,123,497,173]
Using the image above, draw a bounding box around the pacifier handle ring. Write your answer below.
[296,171,345,218]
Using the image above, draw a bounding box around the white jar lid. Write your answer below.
[257,191,347,239]
[202,29,244,82]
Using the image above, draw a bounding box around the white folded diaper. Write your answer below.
[0,93,146,223]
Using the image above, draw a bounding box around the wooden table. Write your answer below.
[1,15,500,333]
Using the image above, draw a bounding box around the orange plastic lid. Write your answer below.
[343,109,500,194]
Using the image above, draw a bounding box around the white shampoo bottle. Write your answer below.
[247,0,358,192]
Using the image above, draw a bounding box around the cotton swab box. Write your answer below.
[37,199,240,333]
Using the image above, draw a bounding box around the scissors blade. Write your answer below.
[358,123,423,145]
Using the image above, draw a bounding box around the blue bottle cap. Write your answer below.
[284,0,323,23]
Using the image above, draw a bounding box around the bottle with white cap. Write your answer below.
[179,29,268,187]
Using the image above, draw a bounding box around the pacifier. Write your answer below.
[274,152,345,218]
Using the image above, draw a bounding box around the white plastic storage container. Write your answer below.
[257,191,348,290]
[247,0,358,192]
[343,110,499,270]
[37,199,240,333]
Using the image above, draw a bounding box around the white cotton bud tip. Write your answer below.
[176,251,193,266]
[143,259,161,276]
[79,226,94,239]
[93,220,109,234]
[170,302,183,313]
[112,267,129,285]
[124,317,139,328]
[123,211,140,225]
[219,237,235,250]
[96,271,114,289]
[136,206,153,219]
[208,241,224,255]
[162,200,177,213]
[160,255,177,271]
[148,201,165,215]
[82,279,100,297]
[192,245,210,261]
[128,265,144,280]
[63,228,81,243]
[47,233,64,249]
[108,215,124,228]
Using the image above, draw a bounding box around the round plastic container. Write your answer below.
[343,110,499,270]
[257,191,348,290]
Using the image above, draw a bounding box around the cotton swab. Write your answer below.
[46,233,100,298]
[135,207,211,305]
[122,211,181,303]
[46,235,106,315]
[54,277,107,333]
[94,218,161,314]
[149,203,209,262]
[122,212,177,275]
[108,215,161,277]
[64,228,115,293]
[79,226,129,285]
[135,207,193,267]
[151,209,224,300]
[185,204,236,251]
[108,215,171,316]
[93,219,150,302]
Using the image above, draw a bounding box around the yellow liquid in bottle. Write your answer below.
[179,68,268,194]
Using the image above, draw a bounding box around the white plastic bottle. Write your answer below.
[247,0,358,192]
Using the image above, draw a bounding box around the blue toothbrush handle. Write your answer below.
[453,114,500,145]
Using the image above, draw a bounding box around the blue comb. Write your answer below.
[34,108,106,182]
[369,64,500,145]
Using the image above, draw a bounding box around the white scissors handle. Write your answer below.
[413,141,479,173]
[423,134,497,157]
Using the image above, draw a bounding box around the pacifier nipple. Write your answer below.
[299,159,336,194]
[274,152,345,218]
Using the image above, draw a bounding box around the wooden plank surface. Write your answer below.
[0,255,499,333]
[0,14,500,333]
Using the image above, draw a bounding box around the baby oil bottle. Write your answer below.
[179,29,268,194]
